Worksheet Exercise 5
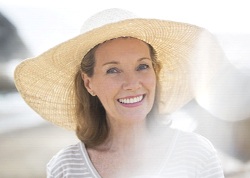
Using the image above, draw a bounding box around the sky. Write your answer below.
[1,0,249,33]
[0,0,249,55]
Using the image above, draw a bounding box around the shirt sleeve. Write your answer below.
[46,168,53,178]
[46,157,55,178]
[197,148,225,178]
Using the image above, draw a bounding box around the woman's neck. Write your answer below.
[96,119,149,153]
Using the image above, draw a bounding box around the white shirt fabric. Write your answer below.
[47,128,224,178]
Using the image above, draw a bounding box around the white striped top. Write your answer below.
[47,129,224,178]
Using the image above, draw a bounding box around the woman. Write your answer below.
[14,8,224,177]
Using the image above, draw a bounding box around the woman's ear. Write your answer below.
[81,73,96,96]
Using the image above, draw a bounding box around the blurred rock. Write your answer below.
[0,12,30,62]
[0,73,17,92]
[0,12,31,92]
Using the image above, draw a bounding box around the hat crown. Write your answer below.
[80,8,137,34]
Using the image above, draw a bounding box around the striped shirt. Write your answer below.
[47,129,224,178]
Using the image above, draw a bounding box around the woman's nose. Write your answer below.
[122,73,142,91]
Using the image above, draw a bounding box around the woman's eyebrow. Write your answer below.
[102,57,151,66]
[138,57,151,62]
[102,61,120,66]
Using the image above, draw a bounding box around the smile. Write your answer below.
[118,95,144,104]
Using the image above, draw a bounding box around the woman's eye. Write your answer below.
[137,64,149,71]
[106,68,119,74]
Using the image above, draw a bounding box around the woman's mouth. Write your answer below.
[118,95,144,104]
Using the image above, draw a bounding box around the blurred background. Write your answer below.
[0,0,249,177]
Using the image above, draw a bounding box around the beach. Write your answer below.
[0,123,77,178]
[0,92,78,177]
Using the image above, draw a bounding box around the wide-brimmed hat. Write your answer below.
[14,8,225,130]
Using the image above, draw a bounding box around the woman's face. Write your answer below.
[83,38,156,124]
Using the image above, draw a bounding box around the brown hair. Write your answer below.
[74,38,161,148]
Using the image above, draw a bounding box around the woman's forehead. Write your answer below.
[95,37,150,56]
[94,38,151,65]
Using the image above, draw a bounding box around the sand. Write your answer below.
[0,123,78,178]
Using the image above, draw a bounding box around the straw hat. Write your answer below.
[14,8,225,130]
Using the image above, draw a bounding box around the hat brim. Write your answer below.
[14,18,216,130]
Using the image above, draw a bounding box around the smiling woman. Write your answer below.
[14,8,225,178]
[76,37,158,148]
[73,37,161,150]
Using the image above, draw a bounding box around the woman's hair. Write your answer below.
[74,37,161,148]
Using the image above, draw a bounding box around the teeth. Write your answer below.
[118,95,143,104]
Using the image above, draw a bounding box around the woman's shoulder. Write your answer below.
[48,143,81,165]
[154,125,216,152]
[175,129,217,153]
[166,128,220,166]
[46,142,88,177]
